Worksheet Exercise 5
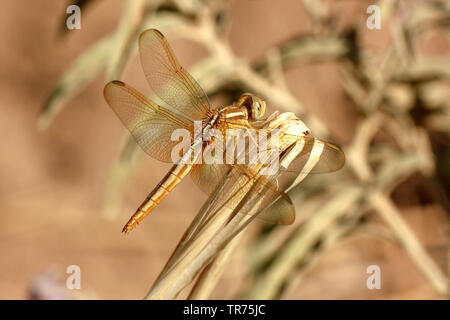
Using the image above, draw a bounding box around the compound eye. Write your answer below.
[252,99,266,120]
[303,130,310,136]
[253,101,261,119]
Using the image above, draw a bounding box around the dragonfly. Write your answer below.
[103,29,345,233]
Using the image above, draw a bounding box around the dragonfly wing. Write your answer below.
[256,187,295,225]
[262,136,345,174]
[190,163,229,195]
[256,136,345,220]
[139,29,211,120]
[235,165,295,225]
[104,80,193,163]
[294,137,345,173]
[191,163,295,225]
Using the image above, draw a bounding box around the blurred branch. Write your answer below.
[370,191,448,295]
[106,0,149,80]
[252,34,351,72]
[38,35,112,129]
[242,187,364,299]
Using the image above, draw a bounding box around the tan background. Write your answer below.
[0,0,447,299]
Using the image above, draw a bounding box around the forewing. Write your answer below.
[139,29,211,120]
[104,80,193,163]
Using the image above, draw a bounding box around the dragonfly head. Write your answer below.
[237,93,266,121]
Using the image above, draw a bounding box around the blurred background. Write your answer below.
[0,0,448,299]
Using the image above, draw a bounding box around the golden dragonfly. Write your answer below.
[104,29,345,233]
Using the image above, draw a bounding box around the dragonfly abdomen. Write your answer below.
[122,163,193,233]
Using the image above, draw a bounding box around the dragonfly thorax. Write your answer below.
[216,105,249,123]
